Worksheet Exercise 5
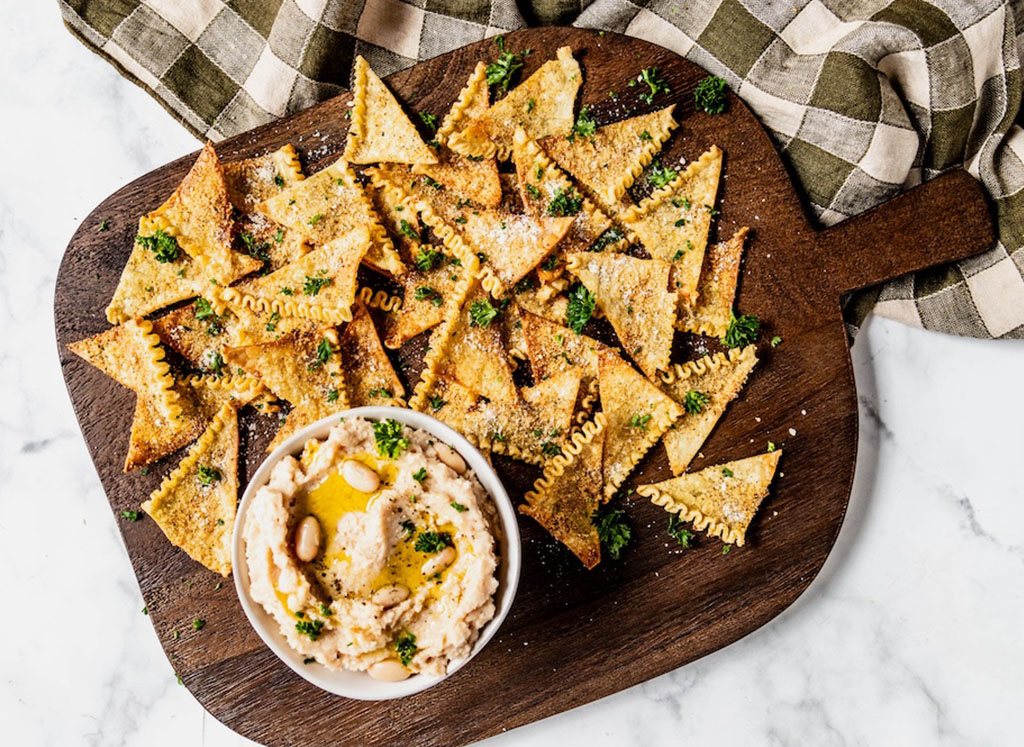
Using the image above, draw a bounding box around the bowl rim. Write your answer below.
[231,405,522,700]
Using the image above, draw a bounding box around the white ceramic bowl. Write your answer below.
[232,406,521,700]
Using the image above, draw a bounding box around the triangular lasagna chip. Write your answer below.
[658,346,758,474]
[67,319,181,421]
[677,227,748,337]
[512,279,569,325]
[142,403,240,575]
[567,253,676,379]
[540,106,676,208]
[223,144,305,211]
[463,210,573,297]
[638,450,782,546]
[221,227,371,324]
[257,157,403,276]
[223,327,350,451]
[337,303,405,406]
[520,415,606,569]
[598,349,682,499]
[344,55,438,165]
[620,146,723,307]
[448,46,581,161]
[513,127,615,282]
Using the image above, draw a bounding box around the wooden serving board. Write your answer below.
[55,28,994,746]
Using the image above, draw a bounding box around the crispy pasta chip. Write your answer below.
[540,106,677,209]
[223,144,305,211]
[106,219,259,324]
[223,327,350,451]
[437,61,490,144]
[520,415,606,569]
[337,303,405,406]
[567,253,676,379]
[638,450,782,546]
[463,211,574,297]
[598,349,682,499]
[344,55,438,165]
[677,227,748,336]
[257,157,403,276]
[620,146,723,307]
[68,319,182,422]
[146,143,262,282]
[221,227,371,324]
[658,346,758,475]
[513,127,615,282]
[512,280,569,325]
[385,249,468,349]
[142,403,240,576]
[448,47,581,161]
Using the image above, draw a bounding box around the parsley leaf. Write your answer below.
[469,299,499,328]
[486,36,526,93]
[197,465,221,487]
[120,510,141,522]
[399,219,422,242]
[633,67,670,104]
[568,106,596,142]
[414,531,453,554]
[326,388,339,403]
[395,631,417,666]
[451,501,468,513]
[546,187,583,217]
[412,467,427,484]
[630,413,652,431]
[565,283,596,334]
[722,311,760,348]
[722,467,734,477]
[415,246,442,271]
[540,441,562,457]
[415,286,443,307]
[419,111,439,132]
[694,75,728,114]
[667,515,694,548]
[373,419,409,459]
[295,619,324,641]
[647,160,678,189]
[591,227,625,251]
[427,394,447,412]
[683,389,709,415]
[137,229,180,263]
[592,504,632,561]
[302,270,332,296]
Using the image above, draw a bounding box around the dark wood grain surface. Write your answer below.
[54,28,994,747]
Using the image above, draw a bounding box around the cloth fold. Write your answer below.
[60,0,1024,339]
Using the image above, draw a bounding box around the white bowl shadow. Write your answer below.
[231,406,522,700]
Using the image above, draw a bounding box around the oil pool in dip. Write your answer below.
[243,417,499,680]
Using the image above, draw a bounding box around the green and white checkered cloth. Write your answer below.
[60,0,1024,339]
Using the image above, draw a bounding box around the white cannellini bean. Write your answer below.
[294,515,321,562]
[342,459,380,493]
[371,584,410,607]
[368,659,411,681]
[421,545,456,576]
[434,442,467,474]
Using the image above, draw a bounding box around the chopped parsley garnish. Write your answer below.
[592,504,632,561]
[326,388,339,403]
[722,544,732,554]
[399,219,422,242]
[295,619,324,641]
[415,246,442,271]
[591,227,625,251]
[205,351,225,376]
[722,311,760,348]
[419,111,439,131]
[565,283,595,334]
[395,631,417,666]
[514,275,536,293]
[527,97,536,113]
[303,271,332,296]
[273,227,285,243]
[373,419,409,459]
[274,174,285,187]
[303,657,315,664]
[469,299,499,328]
[310,337,335,369]
[455,216,467,224]
[368,388,393,398]
[451,501,468,513]
[630,413,652,431]
[647,160,678,189]
[197,465,221,487]
[239,231,271,269]
[541,255,560,271]
[414,286,443,307]
[771,335,782,348]
[525,183,542,199]
[265,311,280,332]
[540,441,562,457]
[674,218,686,228]
[280,287,294,295]
[486,35,526,93]
[137,229,180,263]
[319,603,331,617]
[120,510,141,522]
[97,219,109,232]
[671,249,685,261]
[722,467,734,477]
[192,618,206,631]
[546,187,583,217]
[683,389,709,415]
[308,213,323,226]
[568,106,596,142]
[705,204,721,217]
[427,394,447,412]
[667,515,694,548]
[194,297,216,321]
[639,130,652,141]
[414,531,453,554]
[694,75,728,114]
[423,176,443,190]
[412,467,427,484]
[401,519,416,538]
[767,441,776,453]
[631,66,670,104]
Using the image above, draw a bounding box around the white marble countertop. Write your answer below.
[3,4,1023,745]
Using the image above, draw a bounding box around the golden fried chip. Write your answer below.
[520,415,606,569]
[337,303,405,406]
[540,106,677,209]
[449,46,581,161]
[147,143,262,282]
[344,55,438,166]
[221,227,371,324]
[598,348,682,499]
[464,210,574,297]
[513,127,616,283]
[436,61,490,144]
[511,279,569,325]
[658,346,758,475]
[365,179,422,260]
[223,144,305,211]
[257,157,403,276]
[142,403,240,576]
[620,146,723,307]
[223,327,350,451]
[106,218,260,324]
[567,253,676,379]
[677,227,748,336]
[68,319,182,421]
[384,245,469,349]
[638,450,782,546]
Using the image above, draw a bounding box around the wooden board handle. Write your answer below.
[814,170,995,298]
